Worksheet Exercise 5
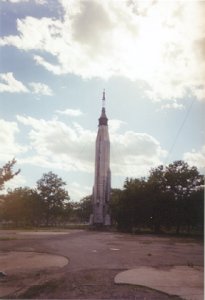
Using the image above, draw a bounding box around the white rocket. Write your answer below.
[90,90,111,226]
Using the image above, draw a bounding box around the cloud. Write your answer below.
[70,0,115,48]
[0,72,53,96]
[16,115,95,172]
[67,182,91,201]
[109,119,127,133]
[0,1,204,101]
[1,0,29,2]
[34,55,63,75]
[16,115,166,178]
[0,72,28,93]
[0,115,166,199]
[35,0,47,4]
[2,174,27,192]
[0,119,28,162]
[0,16,63,52]
[29,82,53,96]
[110,131,167,177]
[183,146,205,174]
[1,0,47,4]
[56,108,83,117]
[160,101,185,110]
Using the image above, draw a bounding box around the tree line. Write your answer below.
[0,160,92,227]
[0,160,70,226]
[0,159,204,234]
[111,160,204,234]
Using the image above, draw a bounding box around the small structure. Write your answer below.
[90,91,111,227]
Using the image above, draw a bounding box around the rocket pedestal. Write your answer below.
[90,92,111,227]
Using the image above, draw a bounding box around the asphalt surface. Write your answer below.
[0,229,203,299]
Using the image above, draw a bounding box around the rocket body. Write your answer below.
[91,106,111,226]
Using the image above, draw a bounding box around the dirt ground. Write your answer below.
[0,229,203,299]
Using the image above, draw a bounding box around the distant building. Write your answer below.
[90,91,111,226]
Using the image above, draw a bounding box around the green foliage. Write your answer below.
[36,171,70,226]
[68,196,92,223]
[78,195,92,222]
[0,171,71,227]
[0,159,20,190]
[0,160,203,234]
[111,160,204,234]
[1,187,43,226]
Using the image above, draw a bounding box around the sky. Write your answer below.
[0,0,204,201]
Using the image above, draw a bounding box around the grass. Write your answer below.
[0,236,17,241]
[0,223,89,231]
[18,280,60,299]
[0,224,203,239]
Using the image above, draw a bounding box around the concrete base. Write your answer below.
[89,224,111,231]
[115,266,204,300]
[89,213,111,228]
[0,251,68,273]
[0,251,69,298]
[89,214,94,225]
[104,214,111,226]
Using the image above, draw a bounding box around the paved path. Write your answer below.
[0,229,203,299]
[115,266,203,300]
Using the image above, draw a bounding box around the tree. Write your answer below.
[164,161,203,234]
[148,160,204,234]
[66,197,92,223]
[147,165,174,233]
[78,195,92,223]
[110,188,128,231]
[110,160,204,235]
[1,187,42,226]
[0,159,20,190]
[187,188,204,232]
[110,188,123,226]
[111,179,151,232]
[36,171,70,226]
[59,201,73,224]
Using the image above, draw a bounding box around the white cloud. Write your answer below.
[16,115,166,178]
[0,115,166,199]
[0,119,28,162]
[56,108,83,117]
[0,16,63,52]
[34,55,63,75]
[1,0,29,2]
[1,0,47,4]
[0,72,28,93]
[67,182,91,201]
[2,174,27,192]
[109,119,127,133]
[111,131,167,177]
[35,0,47,4]
[0,72,53,96]
[183,146,205,174]
[0,1,204,101]
[29,82,53,96]
[16,115,95,172]
[160,101,185,110]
